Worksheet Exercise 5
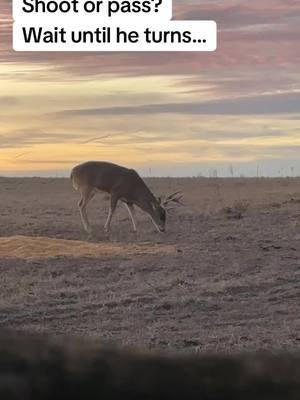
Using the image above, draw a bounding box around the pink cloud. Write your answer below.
[0,0,299,99]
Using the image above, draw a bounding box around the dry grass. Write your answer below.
[223,199,250,219]
[0,177,300,352]
[0,235,175,260]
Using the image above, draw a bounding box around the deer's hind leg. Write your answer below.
[78,187,95,234]
[124,202,137,232]
[104,193,119,232]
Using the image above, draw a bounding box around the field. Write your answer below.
[0,177,299,352]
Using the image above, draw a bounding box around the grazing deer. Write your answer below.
[71,161,183,234]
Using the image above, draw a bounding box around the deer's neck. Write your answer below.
[135,185,157,214]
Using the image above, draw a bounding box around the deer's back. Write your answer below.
[71,161,148,200]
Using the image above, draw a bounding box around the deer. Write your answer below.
[70,161,183,234]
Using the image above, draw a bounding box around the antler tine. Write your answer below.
[162,191,184,207]
[164,190,182,202]
[165,207,176,214]
[170,196,184,205]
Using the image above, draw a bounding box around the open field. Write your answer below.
[0,177,300,352]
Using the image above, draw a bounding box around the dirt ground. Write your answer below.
[0,177,300,353]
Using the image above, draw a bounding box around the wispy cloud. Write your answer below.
[1,0,300,176]
[0,129,90,148]
[53,92,300,117]
[1,0,300,76]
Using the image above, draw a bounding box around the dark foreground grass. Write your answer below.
[0,330,300,400]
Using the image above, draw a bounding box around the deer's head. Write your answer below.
[149,201,166,232]
[150,191,184,233]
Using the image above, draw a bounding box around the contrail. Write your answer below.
[80,135,110,144]
[81,130,146,144]
[12,151,33,159]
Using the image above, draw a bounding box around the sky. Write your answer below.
[0,0,300,177]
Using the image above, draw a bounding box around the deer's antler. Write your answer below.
[159,191,184,209]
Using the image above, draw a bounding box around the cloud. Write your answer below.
[0,0,299,79]
[175,0,300,29]
[1,0,300,177]
[0,96,20,105]
[0,129,96,148]
[13,159,78,164]
[177,67,300,100]
[53,92,300,117]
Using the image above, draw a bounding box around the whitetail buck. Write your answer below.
[71,161,183,234]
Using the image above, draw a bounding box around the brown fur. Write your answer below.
[71,161,166,233]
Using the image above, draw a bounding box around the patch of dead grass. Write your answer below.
[223,199,250,219]
[0,235,175,260]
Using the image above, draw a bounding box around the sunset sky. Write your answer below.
[1,0,300,177]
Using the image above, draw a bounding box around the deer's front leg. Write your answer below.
[124,202,137,232]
